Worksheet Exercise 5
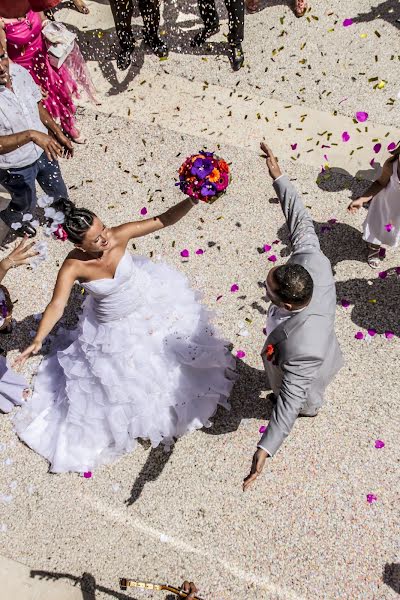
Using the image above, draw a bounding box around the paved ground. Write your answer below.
[0,1,400,599]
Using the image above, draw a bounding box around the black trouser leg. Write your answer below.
[225,0,244,44]
[197,0,220,31]
[138,0,161,38]
[109,0,135,50]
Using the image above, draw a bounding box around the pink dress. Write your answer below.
[4,11,92,138]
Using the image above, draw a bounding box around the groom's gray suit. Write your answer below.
[258,175,344,456]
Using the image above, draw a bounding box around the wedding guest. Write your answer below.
[0,41,72,237]
[109,0,168,71]
[0,236,38,414]
[246,0,308,17]
[243,143,343,491]
[347,143,400,268]
[0,4,93,142]
[190,0,245,71]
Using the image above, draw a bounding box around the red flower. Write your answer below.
[265,344,275,361]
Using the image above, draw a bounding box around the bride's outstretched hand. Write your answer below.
[14,340,42,369]
[260,142,282,181]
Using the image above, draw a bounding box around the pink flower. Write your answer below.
[195,249,204,255]
[373,143,382,154]
[366,494,377,504]
[268,255,277,262]
[369,158,375,167]
[215,172,229,192]
[374,440,385,449]
[230,284,239,292]
[180,249,189,258]
[387,142,397,151]
[385,331,394,339]
[140,207,148,216]
[343,18,353,27]
[236,350,246,359]
[385,223,393,232]
[354,332,364,340]
[263,244,272,253]
[259,425,267,434]
[342,131,350,142]
[355,111,368,123]
[53,224,68,241]
[83,471,92,479]
[341,299,350,308]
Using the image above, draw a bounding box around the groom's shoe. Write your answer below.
[229,43,244,71]
[143,31,169,58]
[117,47,134,70]
[299,408,319,418]
[267,392,277,405]
[190,25,220,47]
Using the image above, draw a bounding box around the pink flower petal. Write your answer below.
[366,494,377,504]
[230,284,239,292]
[140,207,148,216]
[373,143,382,154]
[369,158,375,167]
[374,440,385,449]
[195,248,204,255]
[343,18,353,27]
[367,328,376,337]
[342,131,350,142]
[83,471,92,479]
[387,142,396,151]
[216,295,223,301]
[291,143,298,150]
[378,271,387,279]
[236,350,246,359]
[396,267,400,275]
[356,111,368,123]
[180,249,189,258]
[385,223,393,232]
[341,299,350,308]
[268,255,277,262]
[272,239,280,245]
[259,425,267,434]
[263,244,272,252]
[355,332,364,340]
[385,331,394,339]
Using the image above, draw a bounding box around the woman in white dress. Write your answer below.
[14,198,236,473]
[348,144,400,268]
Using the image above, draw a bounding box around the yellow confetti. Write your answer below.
[377,81,385,89]
[97,31,103,38]
[360,33,367,38]
[368,299,377,304]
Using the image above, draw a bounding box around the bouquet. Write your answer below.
[177,151,231,203]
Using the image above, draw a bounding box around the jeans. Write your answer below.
[0,153,68,227]
[109,0,161,49]
[198,0,244,44]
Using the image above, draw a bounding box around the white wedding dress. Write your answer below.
[14,252,236,473]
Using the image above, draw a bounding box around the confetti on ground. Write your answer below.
[366,494,378,504]
[374,440,385,449]
[230,284,239,292]
[236,350,246,359]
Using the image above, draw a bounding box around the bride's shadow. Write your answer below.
[125,358,270,505]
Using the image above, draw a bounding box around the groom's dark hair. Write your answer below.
[273,264,313,306]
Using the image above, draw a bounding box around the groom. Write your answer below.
[243,143,343,491]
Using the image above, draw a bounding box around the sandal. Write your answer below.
[293,0,308,17]
[245,0,260,13]
[367,244,381,269]
[72,0,90,14]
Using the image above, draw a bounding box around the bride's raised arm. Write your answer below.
[14,260,78,368]
[113,197,198,243]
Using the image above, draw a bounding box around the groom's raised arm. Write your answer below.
[273,175,320,253]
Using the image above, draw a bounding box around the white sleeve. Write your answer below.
[19,65,43,103]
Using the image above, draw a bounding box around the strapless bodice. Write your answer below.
[81,252,152,323]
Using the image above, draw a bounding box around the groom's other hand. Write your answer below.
[243,448,268,491]
[260,142,282,180]
[180,580,198,599]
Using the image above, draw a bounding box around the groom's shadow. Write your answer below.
[125,358,270,505]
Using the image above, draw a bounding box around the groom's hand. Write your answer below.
[243,448,268,491]
[260,142,282,180]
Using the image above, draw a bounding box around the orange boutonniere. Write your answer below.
[265,344,275,361]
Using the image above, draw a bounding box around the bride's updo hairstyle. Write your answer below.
[53,198,96,244]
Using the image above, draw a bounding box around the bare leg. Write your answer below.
[72,0,90,15]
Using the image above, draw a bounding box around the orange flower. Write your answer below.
[218,160,229,173]
[208,168,220,182]
[265,344,275,361]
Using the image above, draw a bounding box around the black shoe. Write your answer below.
[190,25,220,47]
[14,223,36,238]
[0,324,12,335]
[267,392,277,405]
[117,47,133,70]
[229,43,244,71]
[143,32,169,58]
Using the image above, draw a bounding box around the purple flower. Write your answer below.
[200,182,217,197]
[180,249,189,258]
[378,271,387,279]
[191,158,214,178]
[259,425,267,434]
[385,331,394,339]
[355,332,364,340]
[263,244,272,252]
[83,471,92,479]
[374,440,385,449]
[387,142,397,151]
[195,248,204,255]
[366,494,377,504]
[385,223,393,232]
[373,143,382,154]
[268,255,277,262]
[341,299,350,308]
[230,284,239,292]
[140,207,147,216]
[367,329,376,337]
[236,350,246,359]
[343,18,353,27]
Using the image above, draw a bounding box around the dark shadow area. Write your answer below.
[316,165,381,198]
[383,563,400,594]
[125,444,173,505]
[352,0,400,30]
[30,570,140,600]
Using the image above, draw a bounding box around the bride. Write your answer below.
[14,197,236,473]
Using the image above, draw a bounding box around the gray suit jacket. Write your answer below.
[258,175,344,456]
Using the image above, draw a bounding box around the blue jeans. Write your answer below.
[0,153,68,227]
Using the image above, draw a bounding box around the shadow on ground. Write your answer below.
[383,562,400,594]
[30,570,140,599]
